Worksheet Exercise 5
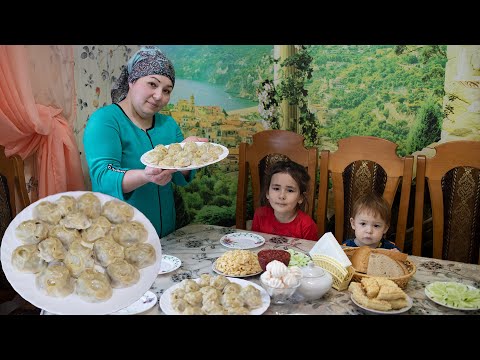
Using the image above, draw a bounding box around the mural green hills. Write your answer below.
[159,45,446,156]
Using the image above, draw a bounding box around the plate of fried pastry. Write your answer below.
[349,276,413,314]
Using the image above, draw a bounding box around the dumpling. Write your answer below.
[153,144,168,156]
[182,142,198,154]
[167,143,182,155]
[55,195,77,217]
[15,219,49,244]
[170,288,186,302]
[221,292,245,308]
[171,298,188,313]
[81,216,111,244]
[144,151,165,165]
[124,243,156,269]
[197,273,212,287]
[226,306,249,315]
[240,285,263,309]
[37,237,67,262]
[35,262,74,298]
[93,236,125,267]
[34,201,62,224]
[223,282,242,295]
[64,240,95,278]
[11,244,46,273]
[180,279,200,293]
[182,306,204,315]
[111,221,148,248]
[59,211,92,230]
[101,200,134,224]
[106,259,140,288]
[184,291,203,307]
[75,269,113,302]
[49,224,81,249]
[77,193,102,219]
[202,299,225,315]
[210,275,230,291]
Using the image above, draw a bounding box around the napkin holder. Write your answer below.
[311,254,355,291]
[309,232,354,291]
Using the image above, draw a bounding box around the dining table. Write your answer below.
[137,223,480,316]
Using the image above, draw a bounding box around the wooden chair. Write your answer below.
[413,141,480,264]
[316,136,414,250]
[236,130,318,230]
[0,145,38,314]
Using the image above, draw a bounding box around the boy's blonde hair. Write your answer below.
[351,192,390,225]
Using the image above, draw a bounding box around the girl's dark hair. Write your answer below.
[260,159,310,212]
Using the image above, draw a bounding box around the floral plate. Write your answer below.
[219,232,265,250]
[158,255,182,275]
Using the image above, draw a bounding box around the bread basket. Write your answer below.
[311,254,355,291]
[343,247,416,289]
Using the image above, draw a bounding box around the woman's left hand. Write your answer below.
[182,136,208,143]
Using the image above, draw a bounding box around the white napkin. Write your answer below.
[309,232,352,268]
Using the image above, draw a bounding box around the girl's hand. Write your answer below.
[144,166,176,186]
[182,136,208,143]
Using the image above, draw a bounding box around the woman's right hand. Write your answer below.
[144,166,176,186]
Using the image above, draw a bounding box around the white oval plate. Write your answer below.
[158,255,182,274]
[140,142,229,170]
[425,282,480,311]
[219,232,265,250]
[351,294,413,314]
[110,291,158,315]
[159,277,270,315]
[0,191,162,315]
[212,259,263,278]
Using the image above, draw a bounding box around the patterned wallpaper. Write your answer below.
[73,45,141,190]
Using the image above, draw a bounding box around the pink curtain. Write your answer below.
[0,45,85,199]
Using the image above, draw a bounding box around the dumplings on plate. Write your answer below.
[124,243,156,269]
[36,262,74,297]
[77,193,102,219]
[38,237,67,262]
[75,269,113,302]
[112,221,148,247]
[11,244,47,273]
[93,236,125,267]
[102,200,134,224]
[15,219,49,245]
[106,259,140,288]
[34,201,63,224]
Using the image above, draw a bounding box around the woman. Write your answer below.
[83,46,207,238]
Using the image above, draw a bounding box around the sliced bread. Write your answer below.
[350,246,372,273]
[366,253,406,277]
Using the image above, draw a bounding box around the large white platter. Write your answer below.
[159,277,270,315]
[140,141,229,170]
[0,191,162,315]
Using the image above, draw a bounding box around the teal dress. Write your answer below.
[83,104,195,238]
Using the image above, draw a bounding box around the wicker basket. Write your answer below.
[343,247,416,289]
[311,254,355,291]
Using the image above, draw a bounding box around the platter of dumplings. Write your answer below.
[0,191,162,315]
[140,141,229,170]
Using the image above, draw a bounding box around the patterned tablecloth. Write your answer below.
[143,224,480,315]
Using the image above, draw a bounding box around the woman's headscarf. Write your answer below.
[111,46,176,103]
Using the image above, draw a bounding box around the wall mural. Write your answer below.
[74,45,478,230]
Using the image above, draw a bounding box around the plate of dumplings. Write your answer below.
[0,191,162,315]
[140,141,229,170]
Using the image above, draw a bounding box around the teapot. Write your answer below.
[297,262,333,301]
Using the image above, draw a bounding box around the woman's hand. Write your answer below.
[182,136,209,143]
[144,166,176,186]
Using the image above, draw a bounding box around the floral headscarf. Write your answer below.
[111,46,176,103]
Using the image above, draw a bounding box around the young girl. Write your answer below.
[343,192,400,250]
[251,160,318,241]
